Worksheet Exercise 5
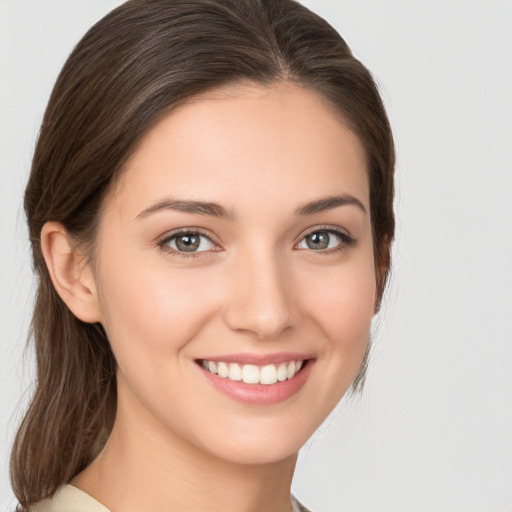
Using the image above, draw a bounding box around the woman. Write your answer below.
[10,0,395,511]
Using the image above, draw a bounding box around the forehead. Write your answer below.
[108,81,369,221]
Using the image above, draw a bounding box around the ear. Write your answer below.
[374,236,391,314]
[40,221,103,324]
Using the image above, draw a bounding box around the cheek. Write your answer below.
[302,256,376,337]
[95,248,220,367]
[296,251,376,378]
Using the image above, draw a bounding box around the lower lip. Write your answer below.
[196,359,315,405]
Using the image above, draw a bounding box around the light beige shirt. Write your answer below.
[29,484,312,512]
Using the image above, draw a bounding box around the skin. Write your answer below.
[42,81,378,512]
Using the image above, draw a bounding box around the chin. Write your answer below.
[190,417,315,467]
[207,439,301,467]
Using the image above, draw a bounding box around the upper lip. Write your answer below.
[196,352,314,366]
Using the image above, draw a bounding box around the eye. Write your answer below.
[158,230,217,257]
[296,228,355,253]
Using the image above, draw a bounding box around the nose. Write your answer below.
[223,246,299,340]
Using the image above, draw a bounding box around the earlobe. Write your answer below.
[40,221,103,324]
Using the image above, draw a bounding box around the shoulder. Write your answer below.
[29,486,312,512]
[291,494,315,512]
[29,485,110,512]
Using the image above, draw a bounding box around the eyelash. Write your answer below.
[157,226,356,260]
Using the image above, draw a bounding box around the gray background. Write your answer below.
[1,1,511,511]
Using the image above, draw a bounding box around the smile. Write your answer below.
[196,357,315,405]
[200,359,304,385]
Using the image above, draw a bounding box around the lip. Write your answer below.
[195,352,313,366]
[196,357,315,405]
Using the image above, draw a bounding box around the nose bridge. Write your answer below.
[224,240,298,339]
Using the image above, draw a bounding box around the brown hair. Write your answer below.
[11,0,395,507]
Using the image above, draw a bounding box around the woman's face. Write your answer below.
[92,81,376,465]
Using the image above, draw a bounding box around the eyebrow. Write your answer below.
[295,194,366,215]
[135,193,366,221]
[135,197,238,221]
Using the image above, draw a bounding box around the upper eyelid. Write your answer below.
[159,227,217,242]
[158,228,220,251]
[300,224,351,238]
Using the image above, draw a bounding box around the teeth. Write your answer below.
[260,364,277,385]
[286,361,295,379]
[217,362,229,378]
[201,359,305,385]
[277,363,288,381]
[228,363,242,381]
[242,364,260,384]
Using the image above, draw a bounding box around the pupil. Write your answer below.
[307,232,329,250]
[176,234,200,252]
